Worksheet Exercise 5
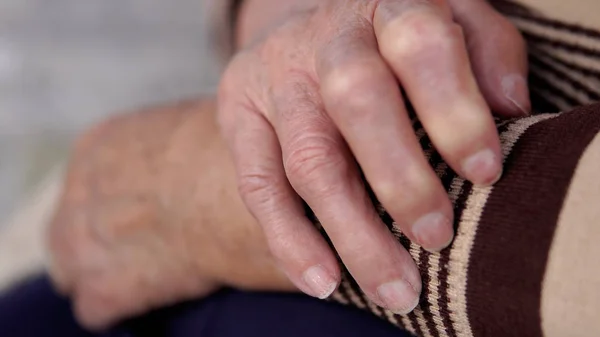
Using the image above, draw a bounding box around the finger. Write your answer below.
[73,272,139,330]
[73,252,219,330]
[45,206,100,295]
[315,26,454,252]
[272,80,421,314]
[218,97,341,300]
[374,0,503,186]
[46,220,73,294]
[449,0,530,117]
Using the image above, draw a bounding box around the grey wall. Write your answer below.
[0,0,220,224]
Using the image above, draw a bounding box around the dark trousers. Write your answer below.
[0,275,411,337]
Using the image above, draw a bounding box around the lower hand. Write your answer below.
[47,101,295,330]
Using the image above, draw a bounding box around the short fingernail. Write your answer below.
[302,265,338,299]
[462,148,503,186]
[502,74,531,116]
[377,279,420,315]
[412,212,454,252]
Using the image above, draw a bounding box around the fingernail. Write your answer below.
[412,212,454,252]
[377,279,420,315]
[502,74,531,116]
[462,148,503,186]
[302,265,338,299]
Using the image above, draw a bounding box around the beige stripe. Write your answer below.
[366,299,385,318]
[414,306,434,337]
[383,309,401,327]
[434,163,448,177]
[341,277,367,310]
[386,310,416,335]
[423,161,453,337]
[426,250,447,337]
[448,175,466,205]
[541,132,600,337]
[331,288,350,305]
[403,229,431,336]
[399,314,417,335]
[535,45,600,75]
[513,0,600,31]
[511,17,600,52]
[384,230,418,333]
[447,114,558,336]
[530,51,600,95]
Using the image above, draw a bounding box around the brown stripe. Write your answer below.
[529,90,559,113]
[418,148,465,337]
[435,118,514,337]
[522,32,600,59]
[466,105,600,336]
[332,272,351,306]
[395,234,419,335]
[447,115,557,336]
[504,6,600,39]
[407,247,425,337]
[529,63,595,106]
[489,0,536,17]
[416,249,437,337]
[529,53,600,101]
[530,45,600,79]
[401,121,437,336]
[417,130,453,337]
[528,71,581,107]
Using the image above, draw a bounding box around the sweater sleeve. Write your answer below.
[204,0,241,71]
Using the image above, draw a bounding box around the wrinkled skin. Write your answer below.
[48,0,530,327]
[220,0,528,312]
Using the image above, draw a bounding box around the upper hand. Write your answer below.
[218,0,528,314]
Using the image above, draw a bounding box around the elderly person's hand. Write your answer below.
[47,101,296,330]
[218,0,529,313]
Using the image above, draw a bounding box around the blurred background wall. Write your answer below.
[0,0,220,225]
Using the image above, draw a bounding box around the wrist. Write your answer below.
[235,0,320,50]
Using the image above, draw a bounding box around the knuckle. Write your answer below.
[371,168,435,210]
[95,199,160,242]
[385,12,460,58]
[322,62,382,102]
[371,178,411,208]
[284,135,347,187]
[237,170,282,205]
[267,231,299,262]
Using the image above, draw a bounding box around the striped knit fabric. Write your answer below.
[208,1,600,336]
[319,2,600,336]
[316,107,600,337]
[0,1,595,336]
